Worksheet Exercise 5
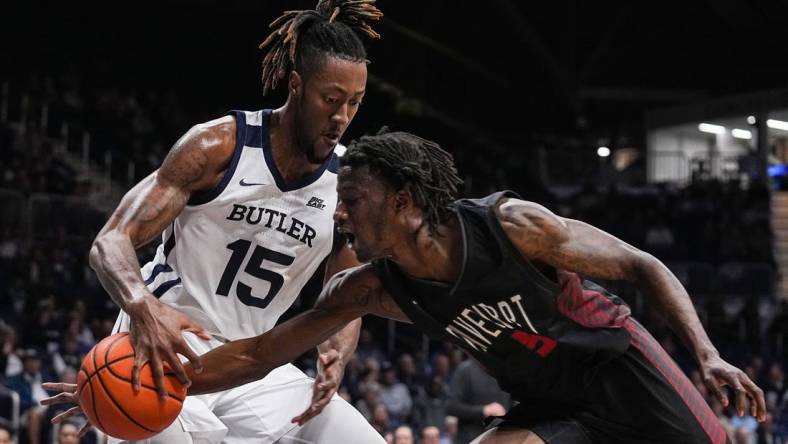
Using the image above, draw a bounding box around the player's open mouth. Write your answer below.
[323,133,339,145]
[345,232,356,245]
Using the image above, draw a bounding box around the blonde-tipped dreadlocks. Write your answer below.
[259,0,383,96]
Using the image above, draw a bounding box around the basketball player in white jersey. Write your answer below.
[43,1,386,443]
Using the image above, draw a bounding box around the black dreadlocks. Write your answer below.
[341,129,464,233]
[259,0,383,96]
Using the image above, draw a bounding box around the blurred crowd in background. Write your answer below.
[1,67,787,444]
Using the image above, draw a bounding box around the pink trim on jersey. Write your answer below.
[556,271,726,444]
[626,319,728,444]
[556,272,630,329]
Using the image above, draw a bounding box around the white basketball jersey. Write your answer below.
[135,109,340,341]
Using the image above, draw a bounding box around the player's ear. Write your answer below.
[393,190,422,231]
[288,70,303,97]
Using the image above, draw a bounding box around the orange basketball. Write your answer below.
[77,332,186,440]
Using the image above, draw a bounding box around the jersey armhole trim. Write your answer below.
[187,111,247,206]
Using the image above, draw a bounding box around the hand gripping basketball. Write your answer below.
[44,332,187,440]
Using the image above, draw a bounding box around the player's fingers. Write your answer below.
[311,378,324,402]
[319,351,339,367]
[149,353,168,401]
[52,406,83,424]
[77,422,91,439]
[182,317,212,341]
[132,352,146,391]
[177,340,203,374]
[300,397,332,425]
[167,351,192,387]
[292,406,318,425]
[42,382,78,393]
[727,375,748,416]
[740,376,767,421]
[704,374,728,407]
[316,381,337,393]
[292,404,314,425]
[41,391,78,406]
[296,387,332,425]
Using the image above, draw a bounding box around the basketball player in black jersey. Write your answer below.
[47,131,766,443]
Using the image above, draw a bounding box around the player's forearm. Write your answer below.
[632,254,719,362]
[317,318,361,365]
[89,230,152,311]
[90,172,192,312]
[187,307,362,395]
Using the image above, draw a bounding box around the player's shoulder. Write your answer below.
[183,115,237,160]
[158,115,237,191]
[453,190,554,229]
[494,195,568,244]
[495,197,554,222]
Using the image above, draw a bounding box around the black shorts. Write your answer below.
[491,319,731,444]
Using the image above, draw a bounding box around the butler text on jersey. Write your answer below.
[226,203,318,247]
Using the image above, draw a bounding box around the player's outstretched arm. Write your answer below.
[89,116,235,395]
[186,264,409,395]
[495,197,767,421]
[293,240,364,425]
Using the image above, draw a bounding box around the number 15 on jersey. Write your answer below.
[216,239,295,309]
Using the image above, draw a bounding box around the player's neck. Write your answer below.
[392,218,463,284]
[268,105,321,181]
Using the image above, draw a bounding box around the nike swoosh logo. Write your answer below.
[239,179,266,186]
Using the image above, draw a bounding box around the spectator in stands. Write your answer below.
[733,426,754,444]
[0,422,13,444]
[64,313,94,351]
[358,357,382,396]
[730,412,759,441]
[420,425,440,444]
[711,398,734,437]
[393,425,414,444]
[2,277,26,320]
[0,325,21,379]
[380,361,413,426]
[430,353,451,382]
[357,329,386,363]
[442,416,458,444]
[5,348,49,412]
[342,354,364,400]
[39,368,81,444]
[397,353,425,392]
[411,374,449,431]
[370,403,391,436]
[446,358,511,444]
[337,386,352,403]
[764,363,785,411]
[51,335,81,379]
[0,231,19,262]
[5,348,51,444]
[756,413,778,444]
[447,348,464,373]
[22,300,61,351]
[355,382,381,421]
[56,421,79,444]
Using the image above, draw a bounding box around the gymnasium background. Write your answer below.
[1,1,788,443]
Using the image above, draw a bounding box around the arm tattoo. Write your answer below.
[352,289,371,307]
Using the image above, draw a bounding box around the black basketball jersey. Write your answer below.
[374,191,633,405]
